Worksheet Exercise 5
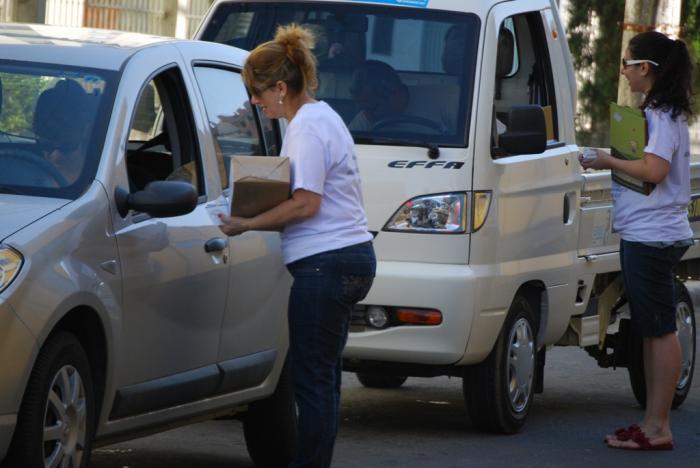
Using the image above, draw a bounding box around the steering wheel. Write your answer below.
[371,115,446,133]
[0,149,69,187]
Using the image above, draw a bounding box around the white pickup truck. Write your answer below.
[198,0,699,433]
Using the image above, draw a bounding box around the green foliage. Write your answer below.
[682,0,700,117]
[0,73,47,136]
[568,0,700,144]
[567,0,625,147]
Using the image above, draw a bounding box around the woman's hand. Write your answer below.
[218,214,250,236]
[579,148,613,170]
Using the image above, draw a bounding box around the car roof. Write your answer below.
[0,23,176,70]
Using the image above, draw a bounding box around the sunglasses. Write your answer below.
[621,58,660,68]
[249,83,275,97]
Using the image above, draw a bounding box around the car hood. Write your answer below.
[0,194,70,241]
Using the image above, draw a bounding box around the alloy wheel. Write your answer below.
[507,317,534,413]
[42,365,87,468]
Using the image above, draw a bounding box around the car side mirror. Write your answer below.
[115,181,198,218]
[498,105,547,156]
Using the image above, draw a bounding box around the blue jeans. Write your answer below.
[286,241,376,468]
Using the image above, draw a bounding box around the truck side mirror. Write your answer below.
[499,105,547,156]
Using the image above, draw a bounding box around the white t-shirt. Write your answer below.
[280,101,372,264]
[612,107,692,242]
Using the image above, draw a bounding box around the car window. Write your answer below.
[125,67,204,198]
[0,62,116,199]
[192,66,275,189]
[200,2,479,147]
[491,13,559,158]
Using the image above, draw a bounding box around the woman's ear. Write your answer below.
[276,80,288,93]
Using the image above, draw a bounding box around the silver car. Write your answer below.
[0,24,294,468]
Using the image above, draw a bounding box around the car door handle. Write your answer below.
[204,237,228,253]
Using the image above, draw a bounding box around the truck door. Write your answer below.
[470,3,582,344]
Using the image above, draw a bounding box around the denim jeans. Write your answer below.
[620,239,689,337]
[286,241,376,468]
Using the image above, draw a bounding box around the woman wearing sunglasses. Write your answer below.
[218,24,375,468]
[580,31,694,451]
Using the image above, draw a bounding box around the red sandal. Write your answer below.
[614,424,640,441]
[606,429,674,451]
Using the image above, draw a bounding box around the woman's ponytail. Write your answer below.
[242,24,318,98]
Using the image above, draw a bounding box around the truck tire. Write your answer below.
[242,360,297,468]
[463,295,537,434]
[356,373,407,389]
[4,332,95,468]
[627,281,696,409]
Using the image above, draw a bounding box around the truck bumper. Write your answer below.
[344,261,478,365]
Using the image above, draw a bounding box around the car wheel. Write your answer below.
[242,360,297,468]
[628,281,696,409]
[463,295,536,434]
[4,331,95,468]
[356,373,407,389]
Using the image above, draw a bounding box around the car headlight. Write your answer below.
[383,192,491,234]
[0,246,23,293]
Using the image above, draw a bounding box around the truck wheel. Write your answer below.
[463,295,536,434]
[243,360,297,468]
[628,281,696,409]
[4,332,95,468]
[356,373,407,389]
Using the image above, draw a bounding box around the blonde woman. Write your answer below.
[219,24,375,467]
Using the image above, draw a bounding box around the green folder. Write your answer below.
[609,102,654,195]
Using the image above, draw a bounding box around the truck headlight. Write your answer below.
[383,192,491,234]
[0,246,23,293]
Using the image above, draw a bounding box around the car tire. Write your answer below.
[356,373,407,389]
[463,295,537,434]
[4,331,95,468]
[242,360,297,468]
[627,280,696,409]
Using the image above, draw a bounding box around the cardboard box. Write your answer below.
[230,155,290,218]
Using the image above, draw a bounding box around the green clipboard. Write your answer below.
[609,102,654,195]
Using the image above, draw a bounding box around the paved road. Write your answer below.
[92,290,700,468]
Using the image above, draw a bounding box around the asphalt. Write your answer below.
[91,284,700,468]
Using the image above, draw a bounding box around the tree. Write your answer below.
[567,0,626,147]
[566,0,698,145]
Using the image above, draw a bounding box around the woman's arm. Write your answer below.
[580,149,671,184]
[219,188,321,236]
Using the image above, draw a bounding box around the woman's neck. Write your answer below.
[284,93,316,121]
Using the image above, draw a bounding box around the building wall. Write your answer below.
[11,0,213,38]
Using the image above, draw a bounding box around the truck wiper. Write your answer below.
[358,137,441,159]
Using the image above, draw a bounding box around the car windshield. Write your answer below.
[200,2,479,147]
[0,61,117,199]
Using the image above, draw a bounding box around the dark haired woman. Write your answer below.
[580,31,694,451]
[218,24,376,467]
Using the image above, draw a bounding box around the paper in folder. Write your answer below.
[609,102,654,195]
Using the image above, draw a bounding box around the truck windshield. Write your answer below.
[200,2,479,147]
[0,61,116,200]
